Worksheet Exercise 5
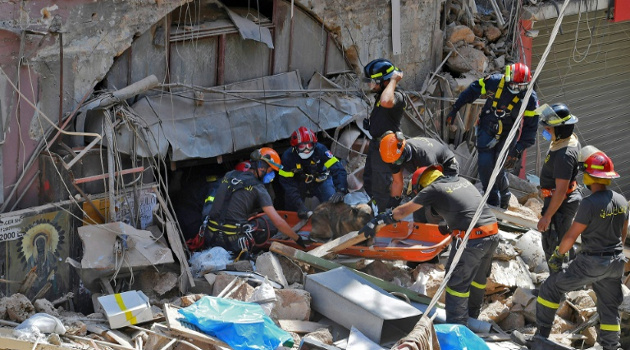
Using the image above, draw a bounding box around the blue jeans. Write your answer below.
[476,127,511,207]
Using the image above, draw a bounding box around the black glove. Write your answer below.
[445,110,457,125]
[548,247,567,274]
[438,221,452,235]
[362,118,371,130]
[359,209,397,238]
[329,191,346,204]
[297,206,311,220]
[386,196,402,209]
[295,236,307,249]
[504,146,523,170]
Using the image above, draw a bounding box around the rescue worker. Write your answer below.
[536,103,582,267]
[534,150,627,350]
[359,166,499,326]
[446,62,540,208]
[379,131,459,211]
[203,147,306,256]
[362,58,406,212]
[278,126,348,219]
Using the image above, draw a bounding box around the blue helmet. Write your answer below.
[363,59,400,84]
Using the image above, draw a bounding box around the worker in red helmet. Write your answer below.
[362,58,407,213]
[278,126,348,219]
[198,147,306,256]
[359,166,499,327]
[533,149,627,350]
[446,62,540,209]
[536,103,582,269]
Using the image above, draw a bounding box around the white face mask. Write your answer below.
[298,151,313,159]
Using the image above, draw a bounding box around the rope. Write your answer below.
[418,0,572,323]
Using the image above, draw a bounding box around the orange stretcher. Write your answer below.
[264,211,452,262]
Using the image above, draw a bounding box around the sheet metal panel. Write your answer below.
[525,10,630,197]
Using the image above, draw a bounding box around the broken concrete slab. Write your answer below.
[479,300,510,323]
[514,230,549,273]
[256,252,289,288]
[273,289,312,322]
[487,257,535,291]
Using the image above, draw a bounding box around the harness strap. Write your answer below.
[541,181,578,198]
[452,222,498,240]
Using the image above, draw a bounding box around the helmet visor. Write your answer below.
[536,103,574,126]
[508,82,528,92]
[297,142,314,152]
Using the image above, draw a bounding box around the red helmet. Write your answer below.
[290,127,318,147]
[583,151,619,179]
[505,63,531,93]
[411,165,444,193]
[235,161,251,172]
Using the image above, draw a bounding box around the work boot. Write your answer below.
[530,334,575,350]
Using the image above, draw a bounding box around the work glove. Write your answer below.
[445,110,457,125]
[359,209,397,239]
[386,196,402,210]
[438,221,452,236]
[504,146,523,170]
[295,236,307,249]
[329,191,346,204]
[548,247,567,274]
[297,206,311,220]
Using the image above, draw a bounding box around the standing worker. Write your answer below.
[446,63,540,208]
[362,59,407,212]
[278,126,348,218]
[534,150,627,350]
[202,147,306,256]
[379,132,459,217]
[536,103,582,267]
[359,166,499,326]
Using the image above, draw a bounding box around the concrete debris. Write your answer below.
[515,230,549,273]
[478,300,510,323]
[487,257,535,292]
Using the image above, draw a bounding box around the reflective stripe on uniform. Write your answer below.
[600,324,621,332]
[537,296,559,309]
[478,78,487,95]
[492,77,505,108]
[446,286,470,298]
[205,195,214,203]
[324,157,339,169]
[471,281,486,290]
[278,169,294,177]
[524,110,537,117]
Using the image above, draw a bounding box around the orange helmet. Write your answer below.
[411,165,444,193]
[250,147,282,171]
[379,131,406,163]
[583,151,619,179]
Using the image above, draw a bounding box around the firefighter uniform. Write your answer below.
[539,134,582,264]
[204,170,277,253]
[412,176,499,325]
[450,74,539,207]
[364,88,407,212]
[278,143,348,213]
[536,190,628,350]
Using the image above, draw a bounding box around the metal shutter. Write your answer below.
[525,9,630,197]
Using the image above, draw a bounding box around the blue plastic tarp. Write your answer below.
[434,324,490,350]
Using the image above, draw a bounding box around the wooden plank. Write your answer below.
[490,206,539,231]
[163,303,231,349]
[270,242,436,306]
[307,231,364,258]
[85,324,134,348]
[278,320,330,334]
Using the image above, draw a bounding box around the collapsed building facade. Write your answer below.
[0,0,629,349]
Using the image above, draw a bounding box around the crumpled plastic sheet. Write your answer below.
[390,316,440,350]
[13,313,67,342]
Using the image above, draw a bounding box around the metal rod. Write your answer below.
[73,166,145,184]
[59,32,63,127]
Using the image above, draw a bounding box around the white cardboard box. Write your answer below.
[98,290,153,329]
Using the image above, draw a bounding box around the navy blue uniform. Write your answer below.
[365,89,407,212]
[451,74,539,207]
[279,143,348,212]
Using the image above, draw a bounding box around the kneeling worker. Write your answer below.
[204,147,306,255]
[359,166,499,326]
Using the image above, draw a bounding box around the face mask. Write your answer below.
[262,171,275,184]
[542,129,552,141]
[298,150,313,159]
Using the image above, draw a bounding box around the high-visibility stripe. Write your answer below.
[492,77,505,108]
[546,114,574,125]
[587,164,605,170]
[478,78,487,95]
[600,324,620,332]
[471,281,486,290]
[446,287,469,298]
[537,296,559,309]
[324,157,339,169]
[114,293,137,325]
[497,120,503,135]
[524,110,537,117]
[204,196,214,203]
[278,169,294,177]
